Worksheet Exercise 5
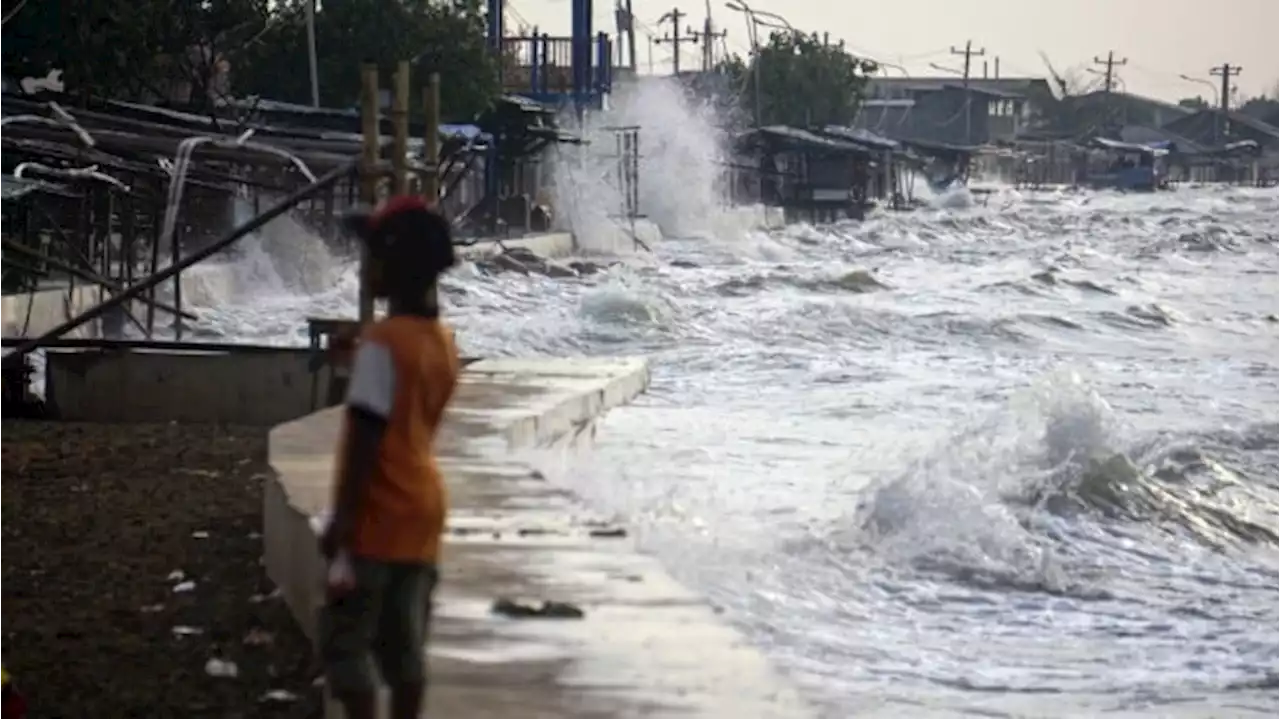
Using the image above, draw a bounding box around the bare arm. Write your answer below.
[324,339,396,557]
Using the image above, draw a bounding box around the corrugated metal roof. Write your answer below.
[739,125,871,154]
[1091,136,1169,156]
[1073,90,1194,117]
[1163,108,1279,140]
[217,96,359,118]
[868,77,1055,98]
[1117,124,1208,154]
[821,125,900,150]
[939,83,1026,99]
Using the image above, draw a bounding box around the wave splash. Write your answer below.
[843,370,1277,595]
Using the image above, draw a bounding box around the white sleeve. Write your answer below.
[345,340,397,418]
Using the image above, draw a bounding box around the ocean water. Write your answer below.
[175,80,1279,717]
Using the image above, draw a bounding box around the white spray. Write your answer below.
[548,76,731,252]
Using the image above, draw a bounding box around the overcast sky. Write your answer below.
[504,0,1278,102]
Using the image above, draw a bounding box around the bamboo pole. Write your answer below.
[423,72,441,203]
[358,63,381,324]
[423,73,442,311]
[391,61,410,195]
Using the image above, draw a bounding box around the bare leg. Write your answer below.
[321,559,387,719]
[335,690,378,719]
[377,564,437,719]
[390,682,425,719]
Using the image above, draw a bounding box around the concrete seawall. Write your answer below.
[45,347,319,425]
[265,357,814,718]
[457,232,575,259]
[2,285,113,338]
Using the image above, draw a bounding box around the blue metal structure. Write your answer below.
[486,0,613,109]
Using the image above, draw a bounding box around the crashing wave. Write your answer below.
[1021,447,1278,548]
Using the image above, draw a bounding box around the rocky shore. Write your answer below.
[472,245,614,278]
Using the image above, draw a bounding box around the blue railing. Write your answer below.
[501,34,614,104]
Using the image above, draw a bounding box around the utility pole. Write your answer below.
[1093,50,1127,94]
[1210,62,1242,143]
[1092,50,1127,130]
[688,19,727,72]
[1210,62,1242,112]
[950,40,985,86]
[654,8,700,76]
[950,40,985,145]
[305,0,319,106]
[615,0,638,73]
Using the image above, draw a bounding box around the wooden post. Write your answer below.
[422,72,442,311]
[391,60,411,195]
[171,209,183,340]
[358,63,381,324]
[423,72,441,203]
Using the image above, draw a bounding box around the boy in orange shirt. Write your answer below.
[320,196,460,719]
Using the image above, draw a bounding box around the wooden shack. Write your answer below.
[731,125,879,224]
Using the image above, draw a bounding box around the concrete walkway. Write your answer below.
[265,357,815,718]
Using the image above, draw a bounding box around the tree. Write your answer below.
[159,0,274,108]
[2,0,269,107]
[1238,93,1279,128]
[3,0,500,121]
[716,31,877,128]
[1178,96,1209,110]
[233,0,499,122]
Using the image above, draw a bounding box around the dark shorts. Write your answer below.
[319,558,438,695]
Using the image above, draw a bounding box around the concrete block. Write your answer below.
[45,348,326,425]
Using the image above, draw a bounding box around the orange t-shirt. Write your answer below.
[334,315,459,563]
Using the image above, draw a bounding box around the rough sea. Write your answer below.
[180,80,1279,717]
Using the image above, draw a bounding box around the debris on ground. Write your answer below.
[491,597,586,619]
[2,421,319,717]
[204,658,239,679]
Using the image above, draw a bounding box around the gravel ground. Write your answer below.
[1,421,321,718]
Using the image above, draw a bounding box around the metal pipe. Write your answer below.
[0,337,312,353]
[724,2,796,127]
[156,130,318,278]
[724,1,762,126]
[2,161,357,368]
[306,0,320,107]
[13,162,130,193]
[1,102,95,147]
